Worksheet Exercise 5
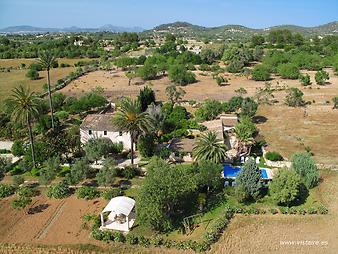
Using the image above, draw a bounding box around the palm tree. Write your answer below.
[7,85,40,168]
[112,98,153,164]
[38,50,56,129]
[193,131,227,164]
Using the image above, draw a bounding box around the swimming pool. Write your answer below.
[223,164,269,179]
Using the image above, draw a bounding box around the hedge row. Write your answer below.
[39,65,99,98]
[90,208,234,252]
[229,205,328,215]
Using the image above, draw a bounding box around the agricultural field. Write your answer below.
[0,58,96,101]
[210,170,338,254]
[0,7,338,253]
[59,67,338,165]
[0,170,336,254]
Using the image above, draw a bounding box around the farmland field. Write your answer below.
[59,67,338,165]
[0,170,336,254]
[210,170,338,254]
[0,58,96,102]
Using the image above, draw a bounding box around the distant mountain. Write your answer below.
[146,21,338,39]
[0,25,145,34]
[1,21,337,37]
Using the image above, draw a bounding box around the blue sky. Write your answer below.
[0,0,337,29]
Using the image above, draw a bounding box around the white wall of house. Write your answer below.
[80,128,132,150]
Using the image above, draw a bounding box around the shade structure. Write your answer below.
[102,196,135,216]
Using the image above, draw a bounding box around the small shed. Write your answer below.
[100,196,136,232]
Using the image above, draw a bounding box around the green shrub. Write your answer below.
[288,207,297,214]
[285,87,305,107]
[11,196,32,210]
[16,186,37,198]
[297,207,306,215]
[317,204,328,214]
[57,166,71,177]
[11,140,25,156]
[137,135,156,158]
[122,166,139,179]
[12,175,25,187]
[0,148,11,154]
[315,70,329,85]
[307,207,317,214]
[299,74,311,86]
[270,208,278,214]
[112,231,125,243]
[47,182,70,199]
[138,235,150,247]
[100,188,123,200]
[235,185,249,203]
[149,235,164,247]
[26,69,39,80]
[265,151,283,161]
[0,184,15,198]
[126,233,138,245]
[277,63,300,79]
[279,206,288,214]
[252,65,271,81]
[76,186,99,200]
[30,167,41,177]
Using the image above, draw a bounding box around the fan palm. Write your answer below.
[112,98,153,164]
[193,131,227,164]
[7,85,40,168]
[38,50,57,129]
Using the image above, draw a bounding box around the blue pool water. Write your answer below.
[223,164,269,179]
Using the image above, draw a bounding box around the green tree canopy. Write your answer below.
[112,98,153,164]
[193,131,227,164]
[137,157,197,232]
[235,158,262,201]
[138,85,155,112]
[234,116,257,143]
[277,63,300,79]
[269,169,303,206]
[252,65,271,81]
[168,64,196,86]
[291,152,320,189]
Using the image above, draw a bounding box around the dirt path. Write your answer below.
[35,200,66,240]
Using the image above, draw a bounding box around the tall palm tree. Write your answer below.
[112,98,153,164]
[38,50,56,129]
[7,85,40,168]
[193,131,227,164]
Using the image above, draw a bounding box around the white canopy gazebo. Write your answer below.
[100,196,136,232]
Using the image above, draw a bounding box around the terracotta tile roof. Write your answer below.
[80,114,120,132]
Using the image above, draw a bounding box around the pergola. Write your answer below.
[100,196,136,232]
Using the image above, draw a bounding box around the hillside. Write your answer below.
[0,25,144,34]
[146,21,338,39]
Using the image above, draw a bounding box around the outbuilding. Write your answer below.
[100,196,136,232]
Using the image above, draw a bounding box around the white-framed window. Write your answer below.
[104,130,107,135]
[119,131,122,136]
[89,130,92,135]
